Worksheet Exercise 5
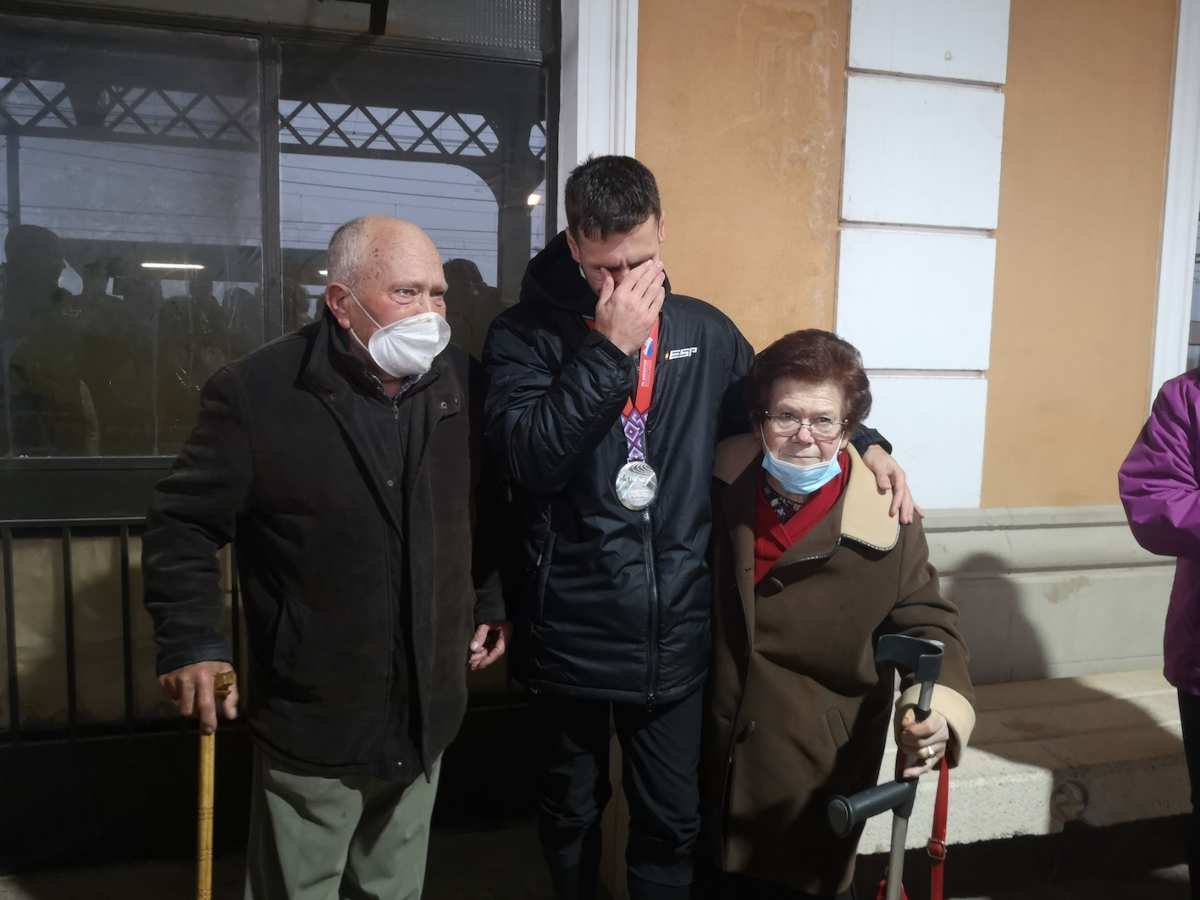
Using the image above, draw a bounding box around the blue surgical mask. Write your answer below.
[760,430,844,496]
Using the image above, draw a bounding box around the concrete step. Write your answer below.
[859,668,1188,854]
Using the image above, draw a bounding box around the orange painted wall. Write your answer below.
[981,0,1177,507]
[636,0,1178,508]
[635,0,848,351]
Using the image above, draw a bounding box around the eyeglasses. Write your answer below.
[761,412,847,440]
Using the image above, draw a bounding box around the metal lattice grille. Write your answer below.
[0,78,73,129]
[278,100,501,158]
[0,77,259,147]
[529,121,547,160]
[0,79,530,166]
[106,86,257,143]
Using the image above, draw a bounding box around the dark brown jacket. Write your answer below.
[703,436,975,895]
[144,315,502,781]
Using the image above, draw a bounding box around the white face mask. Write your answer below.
[347,289,451,378]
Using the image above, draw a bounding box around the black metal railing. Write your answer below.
[0,515,533,866]
[0,516,241,744]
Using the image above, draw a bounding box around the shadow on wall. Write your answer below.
[854,552,1187,899]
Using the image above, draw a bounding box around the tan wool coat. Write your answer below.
[703,436,975,895]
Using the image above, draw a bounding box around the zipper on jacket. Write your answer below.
[534,531,555,625]
[641,507,659,711]
[381,504,399,767]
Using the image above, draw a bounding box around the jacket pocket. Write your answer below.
[269,599,309,697]
[824,706,852,750]
[534,531,556,625]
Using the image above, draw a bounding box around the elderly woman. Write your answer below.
[702,329,975,900]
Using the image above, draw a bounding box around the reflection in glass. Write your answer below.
[0,20,263,457]
[276,44,548,364]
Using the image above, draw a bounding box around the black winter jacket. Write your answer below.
[483,234,754,706]
[143,315,500,780]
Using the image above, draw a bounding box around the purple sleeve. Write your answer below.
[1119,374,1200,558]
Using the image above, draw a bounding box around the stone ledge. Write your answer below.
[923,505,1130,531]
[858,669,1187,854]
[922,505,1167,575]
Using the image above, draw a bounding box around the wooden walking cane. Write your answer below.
[198,670,237,900]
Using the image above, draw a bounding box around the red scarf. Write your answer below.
[754,449,850,584]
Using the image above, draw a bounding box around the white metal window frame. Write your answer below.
[556,0,639,230]
[1151,0,1200,401]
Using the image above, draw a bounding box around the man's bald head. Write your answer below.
[326,216,440,288]
[323,217,449,371]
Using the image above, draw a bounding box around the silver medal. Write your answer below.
[615,460,658,510]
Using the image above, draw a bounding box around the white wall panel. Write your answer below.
[1150,0,1200,401]
[837,228,996,370]
[843,75,1004,228]
[849,0,1011,84]
[558,0,639,231]
[865,375,987,508]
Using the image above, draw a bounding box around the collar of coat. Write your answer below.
[292,314,464,542]
[714,433,900,554]
[298,312,448,405]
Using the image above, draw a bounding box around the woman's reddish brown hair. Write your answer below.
[747,329,872,426]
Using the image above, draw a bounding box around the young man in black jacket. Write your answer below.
[144,217,509,900]
[483,156,911,900]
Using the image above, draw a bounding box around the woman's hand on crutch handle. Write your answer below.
[896,707,949,779]
[160,661,239,735]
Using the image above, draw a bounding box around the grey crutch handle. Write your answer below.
[827,780,913,838]
[825,635,945,837]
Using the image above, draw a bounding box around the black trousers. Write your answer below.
[710,878,854,900]
[715,874,856,900]
[531,687,704,900]
[1180,689,1200,900]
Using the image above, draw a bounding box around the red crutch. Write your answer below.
[827,635,950,900]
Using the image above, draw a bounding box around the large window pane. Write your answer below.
[0,17,263,458]
[278,43,547,361]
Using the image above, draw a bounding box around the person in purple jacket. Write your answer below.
[1119,368,1200,899]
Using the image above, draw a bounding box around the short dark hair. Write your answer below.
[747,329,872,427]
[564,155,662,240]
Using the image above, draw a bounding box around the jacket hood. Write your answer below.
[521,231,598,317]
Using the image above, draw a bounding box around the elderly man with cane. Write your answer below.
[144,216,509,900]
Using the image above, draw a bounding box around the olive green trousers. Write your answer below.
[244,748,441,900]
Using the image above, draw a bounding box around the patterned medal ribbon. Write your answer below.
[585,317,660,461]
